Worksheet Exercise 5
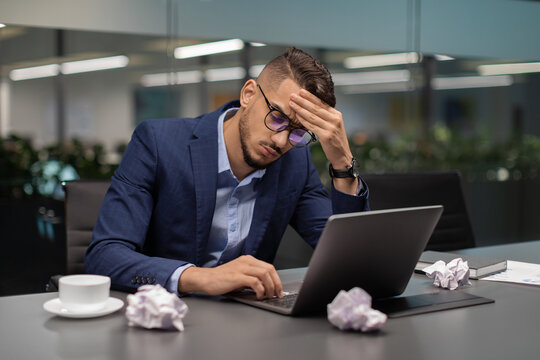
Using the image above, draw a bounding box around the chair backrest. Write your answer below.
[361,171,475,251]
[63,180,110,274]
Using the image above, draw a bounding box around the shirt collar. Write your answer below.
[217,107,266,183]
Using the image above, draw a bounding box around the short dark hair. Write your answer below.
[259,47,336,107]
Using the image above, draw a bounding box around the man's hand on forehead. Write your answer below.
[288,88,343,147]
[289,88,356,178]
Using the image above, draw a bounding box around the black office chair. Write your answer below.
[46,180,110,291]
[361,171,475,251]
[64,180,111,274]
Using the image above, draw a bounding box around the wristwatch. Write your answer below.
[328,157,360,179]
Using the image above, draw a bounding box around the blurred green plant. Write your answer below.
[311,123,540,187]
[0,135,39,197]
[42,138,116,179]
[3,124,540,198]
[1,136,123,198]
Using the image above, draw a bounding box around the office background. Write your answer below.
[1,0,540,295]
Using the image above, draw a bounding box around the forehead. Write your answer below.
[274,78,302,96]
[265,78,301,120]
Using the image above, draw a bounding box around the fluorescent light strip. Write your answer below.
[141,73,170,87]
[206,67,246,82]
[341,82,411,94]
[341,74,512,94]
[0,79,10,136]
[9,64,60,81]
[434,54,455,61]
[142,66,258,87]
[249,42,267,47]
[332,70,410,86]
[249,64,265,78]
[143,68,410,88]
[344,52,419,69]
[0,24,6,29]
[432,75,513,90]
[175,70,204,84]
[174,39,244,59]
[9,55,129,81]
[61,55,129,75]
[141,71,203,87]
[478,62,540,76]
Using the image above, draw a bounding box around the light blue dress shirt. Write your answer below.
[165,107,364,294]
[165,108,265,294]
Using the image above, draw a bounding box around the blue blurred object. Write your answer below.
[27,160,79,199]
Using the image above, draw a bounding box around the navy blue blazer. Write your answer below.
[85,101,370,292]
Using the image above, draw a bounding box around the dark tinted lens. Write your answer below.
[266,111,289,131]
[289,128,312,146]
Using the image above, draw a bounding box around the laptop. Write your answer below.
[229,205,444,316]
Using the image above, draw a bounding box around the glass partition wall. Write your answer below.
[1,2,540,295]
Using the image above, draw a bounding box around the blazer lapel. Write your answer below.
[188,104,236,265]
[187,99,280,264]
[189,137,217,266]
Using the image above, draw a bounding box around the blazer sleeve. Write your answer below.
[289,149,370,248]
[85,121,188,292]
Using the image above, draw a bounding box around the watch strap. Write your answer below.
[328,158,359,178]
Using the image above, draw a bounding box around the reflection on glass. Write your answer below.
[1,26,540,177]
[1,25,540,250]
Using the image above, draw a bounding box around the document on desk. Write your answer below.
[479,260,540,286]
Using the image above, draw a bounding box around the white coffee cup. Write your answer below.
[59,274,111,312]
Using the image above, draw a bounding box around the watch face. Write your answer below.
[351,158,360,178]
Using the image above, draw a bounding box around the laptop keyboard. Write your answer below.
[260,293,298,309]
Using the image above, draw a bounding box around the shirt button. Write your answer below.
[230,224,237,232]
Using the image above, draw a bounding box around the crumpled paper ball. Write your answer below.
[423,258,472,290]
[126,284,188,331]
[327,287,387,332]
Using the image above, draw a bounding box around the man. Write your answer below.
[85,47,369,300]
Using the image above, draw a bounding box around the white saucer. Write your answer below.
[43,297,124,318]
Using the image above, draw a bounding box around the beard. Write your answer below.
[238,109,282,170]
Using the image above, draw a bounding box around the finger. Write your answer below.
[289,100,327,132]
[290,94,329,121]
[291,91,330,117]
[289,98,341,136]
[257,262,282,297]
[298,88,331,108]
[243,256,283,298]
[291,90,340,120]
[245,265,275,298]
[242,275,265,299]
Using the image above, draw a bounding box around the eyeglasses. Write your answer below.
[257,84,317,147]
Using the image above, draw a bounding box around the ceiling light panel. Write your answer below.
[344,52,419,69]
[61,55,129,75]
[205,67,246,82]
[332,70,410,86]
[9,64,60,81]
[432,75,513,90]
[141,71,204,87]
[174,39,244,59]
[478,62,540,76]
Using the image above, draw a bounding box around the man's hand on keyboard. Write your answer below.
[178,255,284,299]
